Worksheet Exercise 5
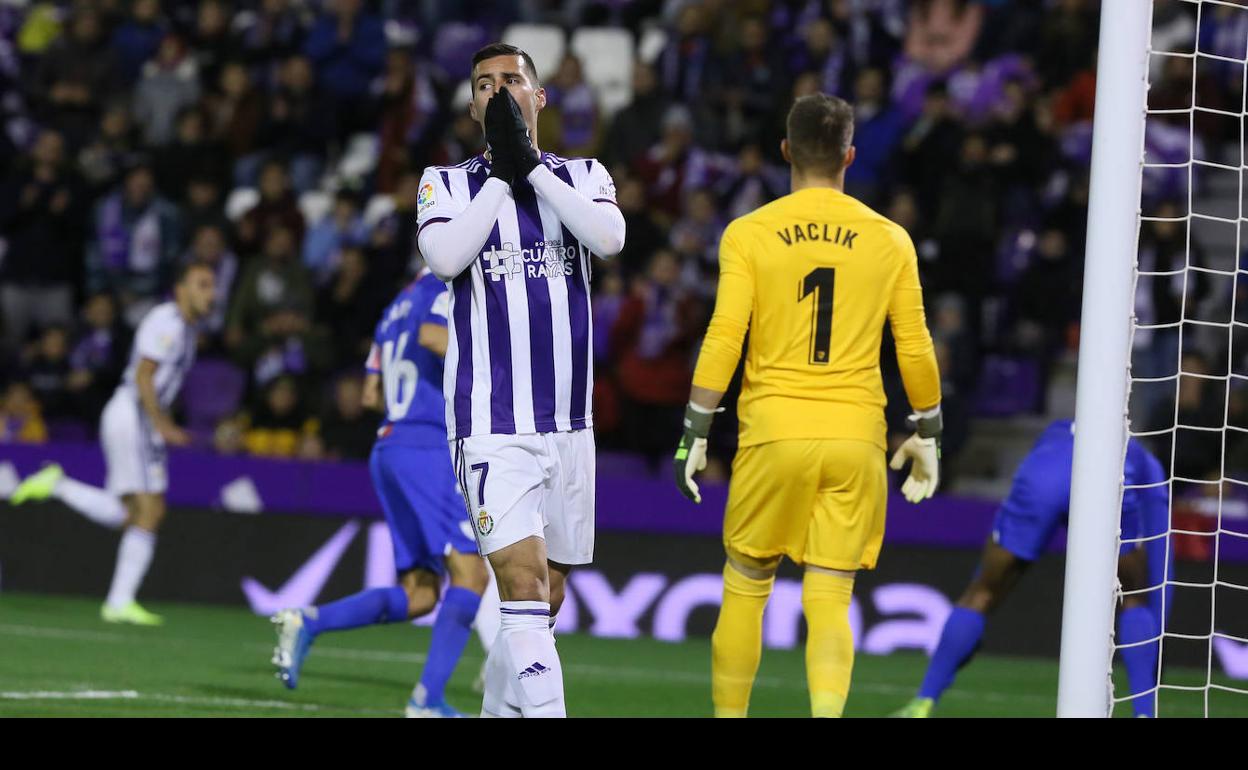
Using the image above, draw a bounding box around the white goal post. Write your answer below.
[1058,0,1155,718]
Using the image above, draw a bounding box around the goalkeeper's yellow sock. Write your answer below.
[802,568,856,718]
[711,562,774,718]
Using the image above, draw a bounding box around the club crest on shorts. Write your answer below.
[476,509,494,536]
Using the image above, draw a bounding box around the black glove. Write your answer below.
[484,88,539,185]
[673,404,715,504]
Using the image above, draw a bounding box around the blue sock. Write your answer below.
[304,586,410,636]
[417,586,482,705]
[918,607,986,702]
[1118,606,1159,717]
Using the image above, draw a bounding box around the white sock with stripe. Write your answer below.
[105,527,156,609]
[498,601,565,718]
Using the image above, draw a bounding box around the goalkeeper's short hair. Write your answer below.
[786,93,855,177]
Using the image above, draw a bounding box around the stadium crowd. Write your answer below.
[0,0,1240,484]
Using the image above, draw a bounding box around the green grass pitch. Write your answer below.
[1,592,1245,717]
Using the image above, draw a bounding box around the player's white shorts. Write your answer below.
[451,429,595,565]
[101,391,167,496]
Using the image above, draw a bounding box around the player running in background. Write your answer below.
[674,93,943,718]
[10,261,216,625]
[893,419,1169,718]
[416,43,625,717]
[271,269,490,718]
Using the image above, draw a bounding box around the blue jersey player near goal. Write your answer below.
[894,419,1170,717]
[271,269,491,718]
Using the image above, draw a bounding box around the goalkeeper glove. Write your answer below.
[888,409,942,504]
[484,88,539,185]
[673,403,715,504]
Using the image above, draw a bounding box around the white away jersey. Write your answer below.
[416,153,618,440]
[118,301,198,409]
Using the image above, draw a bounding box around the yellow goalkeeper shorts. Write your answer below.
[723,438,888,571]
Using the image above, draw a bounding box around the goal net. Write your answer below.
[1089,0,1248,717]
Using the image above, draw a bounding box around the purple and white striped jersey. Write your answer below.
[417,152,619,440]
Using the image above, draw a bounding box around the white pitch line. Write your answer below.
[0,690,138,700]
[0,623,1053,704]
[0,689,395,715]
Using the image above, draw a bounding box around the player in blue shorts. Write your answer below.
[894,420,1170,717]
[271,268,489,718]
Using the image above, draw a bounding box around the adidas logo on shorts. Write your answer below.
[517,662,550,679]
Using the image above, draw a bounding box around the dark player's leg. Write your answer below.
[902,539,1030,713]
[410,551,488,715]
[1116,547,1160,717]
[398,567,441,619]
[548,560,571,621]
[957,538,1030,613]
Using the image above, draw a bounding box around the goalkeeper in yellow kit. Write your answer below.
[672,93,943,718]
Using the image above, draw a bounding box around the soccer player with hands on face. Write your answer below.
[674,93,942,717]
[415,43,625,718]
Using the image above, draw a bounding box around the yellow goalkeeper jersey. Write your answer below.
[692,186,941,450]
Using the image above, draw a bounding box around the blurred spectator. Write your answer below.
[236,159,305,256]
[1036,0,1097,89]
[1010,227,1078,358]
[207,59,264,169]
[0,129,85,349]
[303,190,370,286]
[32,7,120,148]
[900,82,962,215]
[844,66,904,206]
[669,188,724,294]
[77,102,137,194]
[238,374,320,458]
[929,133,999,324]
[614,176,666,278]
[316,244,385,366]
[715,143,787,221]
[182,174,231,241]
[631,105,697,220]
[708,15,781,148]
[367,169,421,289]
[374,47,442,192]
[21,324,72,420]
[1148,352,1225,482]
[154,110,229,204]
[318,373,376,460]
[610,250,703,468]
[191,0,234,89]
[785,17,848,97]
[905,0,983,75]
[303,0,386,137]
[185,224,239,342]
[111,0,167,85]
[0,382,48,444]
[543,54,599,157]
[226,225,329,385]
[232,0,308,74]
[86,162,182,327]
[66,293,129,421]
[256,54,338,194]
[658,3,713,102]
[600,62,668,169]
[132,34,201,148]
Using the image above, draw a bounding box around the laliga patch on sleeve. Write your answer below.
[418,181,436,212]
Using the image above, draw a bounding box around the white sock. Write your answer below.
[480,633,522,718]
[498,601,565,718]
[53,477,126,529]
[105,527,156,609]
[474,565,500,653]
